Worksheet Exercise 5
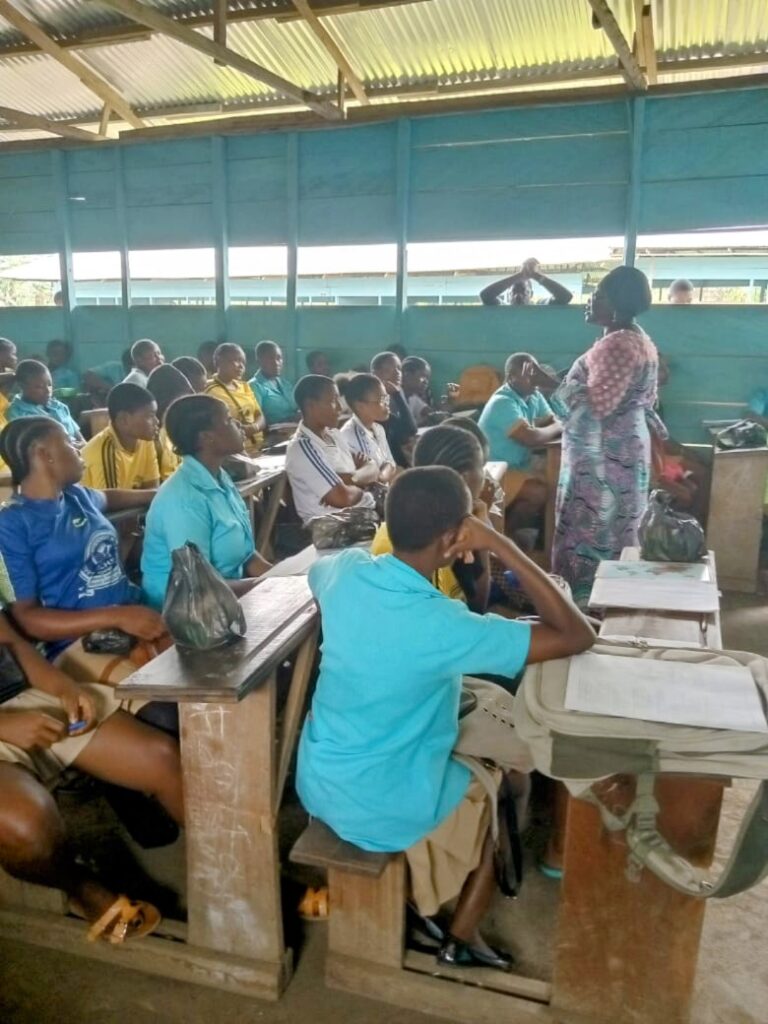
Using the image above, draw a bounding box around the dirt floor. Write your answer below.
[0,592,766,1024]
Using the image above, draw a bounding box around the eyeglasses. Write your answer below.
[362,395,390,406]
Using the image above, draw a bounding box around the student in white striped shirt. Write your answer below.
[285,375,377,525]
[338,373,397,484]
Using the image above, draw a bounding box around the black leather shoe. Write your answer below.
[437,935,514,972]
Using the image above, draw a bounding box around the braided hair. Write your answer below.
[0,416,60,486]
[414,424,483,475]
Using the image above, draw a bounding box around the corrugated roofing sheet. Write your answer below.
[0,0,765,141]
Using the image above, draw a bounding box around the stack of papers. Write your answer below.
[589,559,718,613]
[565,651,768,733]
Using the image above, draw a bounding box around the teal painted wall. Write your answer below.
[0,86,766,441]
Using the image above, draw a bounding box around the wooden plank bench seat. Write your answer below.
[290,818,393,877]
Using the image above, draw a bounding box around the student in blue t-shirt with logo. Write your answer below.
[297,466,594,972]
[0,417,164,680]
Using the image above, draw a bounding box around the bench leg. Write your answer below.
[327,856,406,969]
[0,866,67,914]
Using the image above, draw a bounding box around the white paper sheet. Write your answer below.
[589,560,718,612]
[565,651,768,734]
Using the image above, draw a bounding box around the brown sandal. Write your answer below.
[87,897,161,945]
[298,886,329,921]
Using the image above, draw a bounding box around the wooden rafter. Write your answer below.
[213,0,227,66]
[588,0,647,91]
[292,0,369,106]
[98,103,111,137]
[89,0,341,121]
[0,104,102,141]
[0,0,145,129]
[634,1,658,84]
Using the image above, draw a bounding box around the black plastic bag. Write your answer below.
[715,420,766,451]
[162,542,246,650]
[308,507,379,550]
[639,489,706,563]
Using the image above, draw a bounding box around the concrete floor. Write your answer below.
[0,592,766,1024]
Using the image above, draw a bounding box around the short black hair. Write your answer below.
[669,278,694,293]
[46,338,72,356]
[414,425,483,476]
[0,416,60,486]
[130,338,158,364]
[172,356,207,384]
[0,338,16,356]
[164,394,224,456]
[15,359,48,387]
[443,415,490,461]
[255,340,279,359]
[600,266,652,319]
[147,364,193,419]
[371,351,398,374]
[305,349,327,371]
[336,372,380,407]
[107,382,156,421]
[402,356,429,376]
[213,342,243,366]
[386,466,471,552]
[504,352,534,377]
[294,374,334,412]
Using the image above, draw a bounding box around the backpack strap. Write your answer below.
[589,774,768,899]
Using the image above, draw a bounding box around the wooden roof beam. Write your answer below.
[89,0,341,121]
[634,1,658,84]
[0,104,103,141]
[292,0,369,106]
[588,0,647,91]
[0,0,145,128]
[213,0,227,65]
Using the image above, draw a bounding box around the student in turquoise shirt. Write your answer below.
[248,340,297,426]
[7,360,84,445]
[47,339,80,392]
[478,353,562,469]
[297,466,593,971]
[141,394,271,609]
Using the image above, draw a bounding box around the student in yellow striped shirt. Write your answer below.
[205,343,265,456]
[81,383,160,491]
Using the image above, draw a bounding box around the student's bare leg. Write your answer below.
[448,833,496,945]
[73,711,184,826]
[0,763,116,920]
[505,478,547,535]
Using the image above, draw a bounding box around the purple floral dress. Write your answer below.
[552,328,666,607]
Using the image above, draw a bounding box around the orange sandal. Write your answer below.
[298,886,329,921]
[87,897,161,945]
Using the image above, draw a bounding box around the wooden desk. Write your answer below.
[706,446,768,592]
[552,548,724,1024]
[238,455,287,561]
[0,577,319,1001]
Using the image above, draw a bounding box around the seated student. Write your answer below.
[197,340,217,378]
[297,468,594,969]
[479,353,561,534]
[0,609,183,943]
[7,360,84,446]
[480,257,573,307]
[123,339,164,388]
[0,418,162,681]
[443,415,505,532]
[402,356,459,427]
[338,373,396,483]
[82,352,129,406]
[306,349,331,378]
[172,356,208,394]
[82,383,160,491]
[205,343,265,456]
[142,396,271,609]
[146,364,193,481]
[0,337,18,420]
[371,351,417,468]
[46,339,79,392]
[285,375,376,525]
[248,340,298,426]
[371,425,492,612]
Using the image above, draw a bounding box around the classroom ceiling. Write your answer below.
[0,0,766,145]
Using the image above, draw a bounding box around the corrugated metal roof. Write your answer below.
[0,0,765,142]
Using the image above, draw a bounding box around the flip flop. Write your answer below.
[537,860,564,881]
[87,896,161,945]
[298,885,329,921]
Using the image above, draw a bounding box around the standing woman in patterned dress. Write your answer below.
[552,266,666,607]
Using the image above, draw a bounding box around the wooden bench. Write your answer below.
[0,577,319,1002]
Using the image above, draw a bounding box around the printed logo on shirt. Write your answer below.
[78,529,123,597]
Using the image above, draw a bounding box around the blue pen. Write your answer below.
[68,719,87,734]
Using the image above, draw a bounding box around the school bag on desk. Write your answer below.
[513,638,768,899]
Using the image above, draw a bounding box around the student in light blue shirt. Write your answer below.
[478,353,563,532]
[7,360,84,446]
[141,394,271,609]
[248,340,297,426]
[297,465,593,972]
[47,339,80,392]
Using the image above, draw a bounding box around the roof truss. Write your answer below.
[588,0,647,91]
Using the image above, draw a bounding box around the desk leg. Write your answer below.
[543,445,560,571]
[180,687,288,981]
[255,477,287,561]
[552,777,725,1024]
